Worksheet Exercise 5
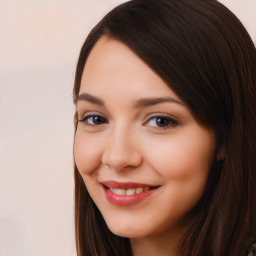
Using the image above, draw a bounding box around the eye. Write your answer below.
[79,114,108,126]
[146,116,179,128]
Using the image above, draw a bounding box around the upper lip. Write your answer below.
[101,180,160,189]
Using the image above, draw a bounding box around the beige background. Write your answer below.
[0,1,255,256]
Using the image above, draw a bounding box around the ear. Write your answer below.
[216,145,225,161]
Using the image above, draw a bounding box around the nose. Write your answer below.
[102,128,143,171]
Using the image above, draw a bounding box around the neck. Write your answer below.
[130,227,184,256]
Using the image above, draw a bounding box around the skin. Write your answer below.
[74,36,216,256]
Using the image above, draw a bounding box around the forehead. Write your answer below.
[80,36,180,101]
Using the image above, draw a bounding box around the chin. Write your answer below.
[105,220,152,238]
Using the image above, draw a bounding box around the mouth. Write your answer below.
[109,186,150,196]
[101,180,160,206]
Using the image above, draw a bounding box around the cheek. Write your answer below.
[74,131,103,174]
[145,130,215,180]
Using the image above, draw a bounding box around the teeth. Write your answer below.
[136,187,143,194]
[110,187,150,195]
[126,188,136,195]
[114,188,126,195]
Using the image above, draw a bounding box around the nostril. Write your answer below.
[101,146,143,171]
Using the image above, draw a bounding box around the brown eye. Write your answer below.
[146,116,179,128]
[80,115,108,125]
[156,117,170,127]
[91,116,106,125]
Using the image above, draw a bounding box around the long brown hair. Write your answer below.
[73,0,256,255]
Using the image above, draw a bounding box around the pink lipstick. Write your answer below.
[101,180,159,206]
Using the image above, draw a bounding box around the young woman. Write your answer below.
[73,0,256,255]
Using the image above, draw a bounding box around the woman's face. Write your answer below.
[74,36,216,240]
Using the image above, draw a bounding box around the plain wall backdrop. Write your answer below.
[0,1,255,255]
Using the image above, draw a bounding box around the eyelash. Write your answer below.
[144,115,179,129]
[79,115,108,126]
[78,114,179,129]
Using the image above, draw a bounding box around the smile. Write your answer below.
[110,187,149,196]
[101,181,160,206]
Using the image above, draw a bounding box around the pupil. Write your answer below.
[156,118,168,127]
[93,116,104,124]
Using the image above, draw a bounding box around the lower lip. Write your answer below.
[103,186,157,206]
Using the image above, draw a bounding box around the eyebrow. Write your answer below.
[134,97,184,108]
[75,93,105,106]
[75,93,184,108]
